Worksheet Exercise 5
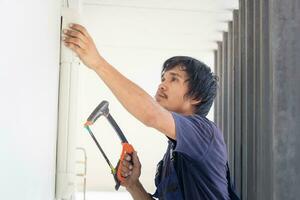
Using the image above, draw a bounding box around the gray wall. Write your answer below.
[271,1,300,199]
[214,0,300,199]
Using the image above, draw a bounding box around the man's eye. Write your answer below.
[171,77,178,82]
[161,77,165,82]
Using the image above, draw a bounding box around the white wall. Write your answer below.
[0,1,61,199]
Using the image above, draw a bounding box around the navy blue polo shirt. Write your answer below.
[154,112,230,200]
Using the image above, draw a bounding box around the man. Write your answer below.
[63,23,230,200]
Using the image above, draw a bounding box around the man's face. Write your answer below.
[155,66,195,115]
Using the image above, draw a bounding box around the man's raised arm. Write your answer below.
[63,23,175,139]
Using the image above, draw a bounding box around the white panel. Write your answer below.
[55,5,82,200]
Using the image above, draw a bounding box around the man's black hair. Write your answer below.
[162,56,218,117]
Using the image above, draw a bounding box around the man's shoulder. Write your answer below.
[172,112,213,127]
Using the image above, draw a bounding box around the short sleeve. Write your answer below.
[171,112,214,160]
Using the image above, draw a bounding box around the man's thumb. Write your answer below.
[132,151,140,166]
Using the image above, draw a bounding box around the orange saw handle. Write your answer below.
[114,142,135,189]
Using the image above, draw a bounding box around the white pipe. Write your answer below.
[56,1,82,199]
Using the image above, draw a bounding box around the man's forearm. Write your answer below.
[126,180,154,200]
[93,58,162,126]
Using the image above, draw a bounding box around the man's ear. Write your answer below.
[190,98,201,106]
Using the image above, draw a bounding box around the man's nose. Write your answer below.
[159,82,167,91]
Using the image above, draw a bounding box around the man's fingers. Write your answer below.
[121,157,134,178]
[121,165,132,177]
[64,42,83,55]
[69,23,90,38]
[122,160,133,169]
[121,171,128,177]
[125,154,132,161]
[63,29,88,44]
[119,152,141,188]
[121,167,132,176]
[63,37,86,50]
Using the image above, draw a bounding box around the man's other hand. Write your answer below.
[120,151,142,189]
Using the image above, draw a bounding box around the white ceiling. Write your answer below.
[83,0,238,53]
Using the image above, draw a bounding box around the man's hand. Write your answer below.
[120,152,153,200]
[63,23,103,70]
[120,151,141,189]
